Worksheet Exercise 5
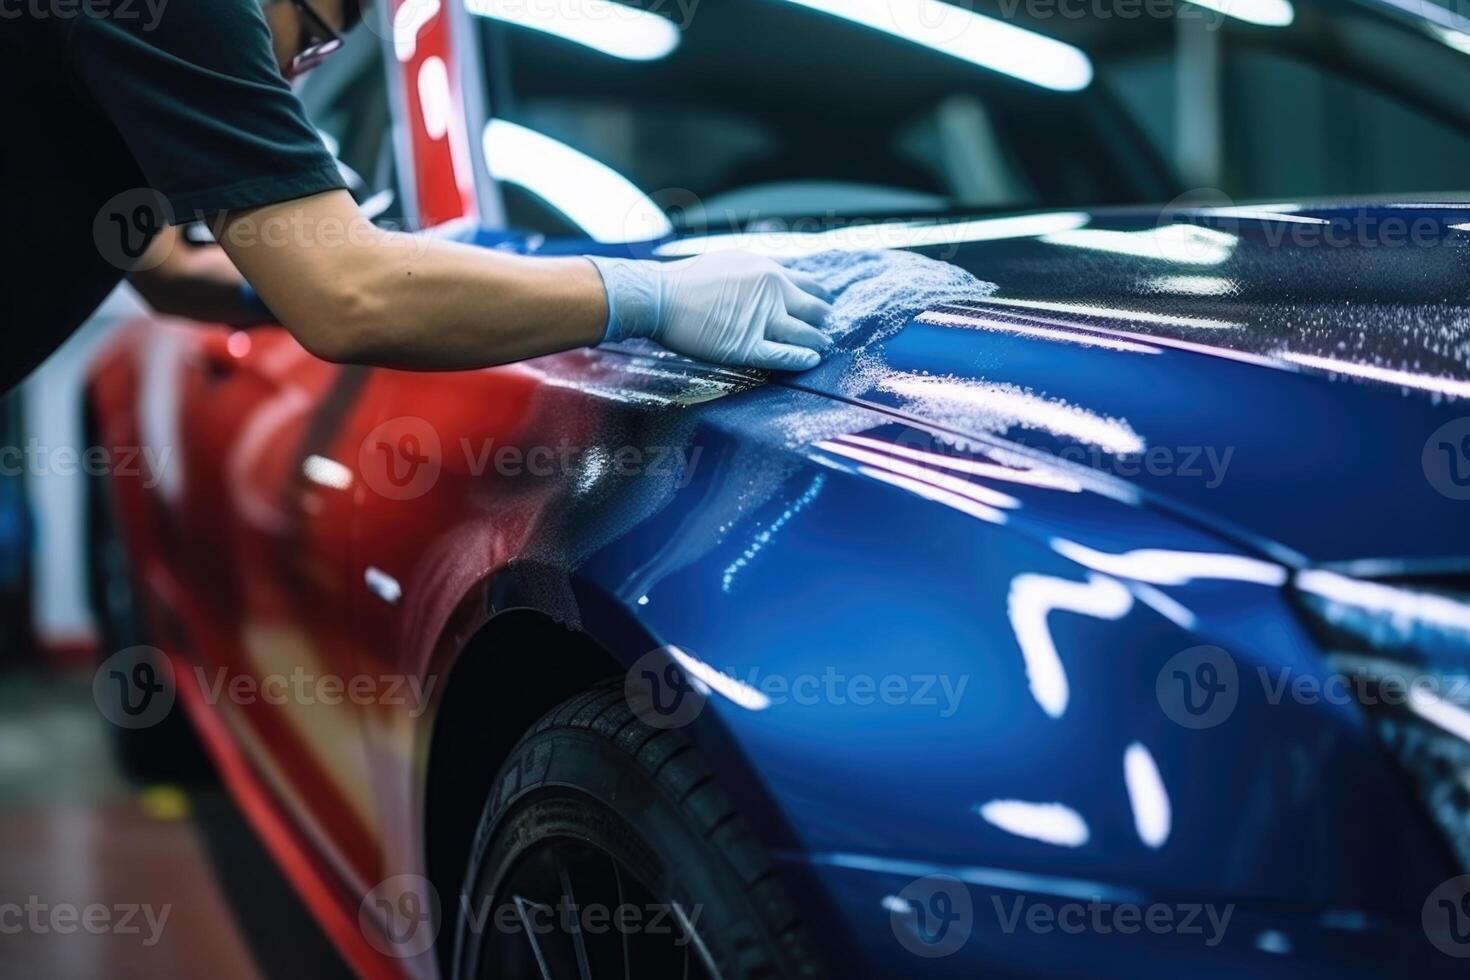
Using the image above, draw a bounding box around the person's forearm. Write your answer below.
[337,231,607,369]
[215,192,605,369]
[213,190,831,374]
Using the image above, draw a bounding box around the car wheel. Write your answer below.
[453,681,825,980]
[85,467,208,782]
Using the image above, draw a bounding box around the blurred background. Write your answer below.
[4,0,1470,974]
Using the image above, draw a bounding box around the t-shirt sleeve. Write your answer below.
[65,0,347,222]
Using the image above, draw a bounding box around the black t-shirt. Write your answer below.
[0,0,347,391]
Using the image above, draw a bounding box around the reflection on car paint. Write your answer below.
[833,434,1083,492]
[976,798,1091,847]
[1123,741,1172,849]
[721,474,826,593]
[1040,224,1238,265]
[877,373,1145,455]
[1006,572,1133,718]
[1049,540,1288,586]
[972,296,1243,331]
[918,309,1167,353]
[653,211,1090,258]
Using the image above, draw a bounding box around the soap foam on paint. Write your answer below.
[782,250,998,400]
[785,250,1145,461]
[786,249,998,345]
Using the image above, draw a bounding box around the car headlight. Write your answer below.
[1292,568,1470,870]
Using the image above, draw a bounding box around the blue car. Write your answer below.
[85,0,1470,977]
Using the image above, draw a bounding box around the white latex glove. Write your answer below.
[587,251,834,371]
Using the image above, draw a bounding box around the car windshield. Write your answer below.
[473,0,1470,236]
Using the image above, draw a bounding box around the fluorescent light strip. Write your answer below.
[654,211,1089,258]
[778,0,1092,92]
[1184,0,1294,27]
[482,120,673,243]
[394,0,440,62]
[1277,351,1470,401]
[418,57,452,139]
[464,0,680,61]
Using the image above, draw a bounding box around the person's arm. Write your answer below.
[128,226,275,328]
[212,189,833,372]
[213,190,603,367]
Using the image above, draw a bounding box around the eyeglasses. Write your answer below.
[287,0,344,73]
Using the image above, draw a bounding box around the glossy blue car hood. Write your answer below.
[781,202,1470,567]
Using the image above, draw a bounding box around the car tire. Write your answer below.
[453,681,826,980]
[85,467,208,783]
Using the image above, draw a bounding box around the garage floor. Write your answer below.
[0,671,352,979]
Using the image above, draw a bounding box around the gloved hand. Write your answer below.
[587,250,834,371]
